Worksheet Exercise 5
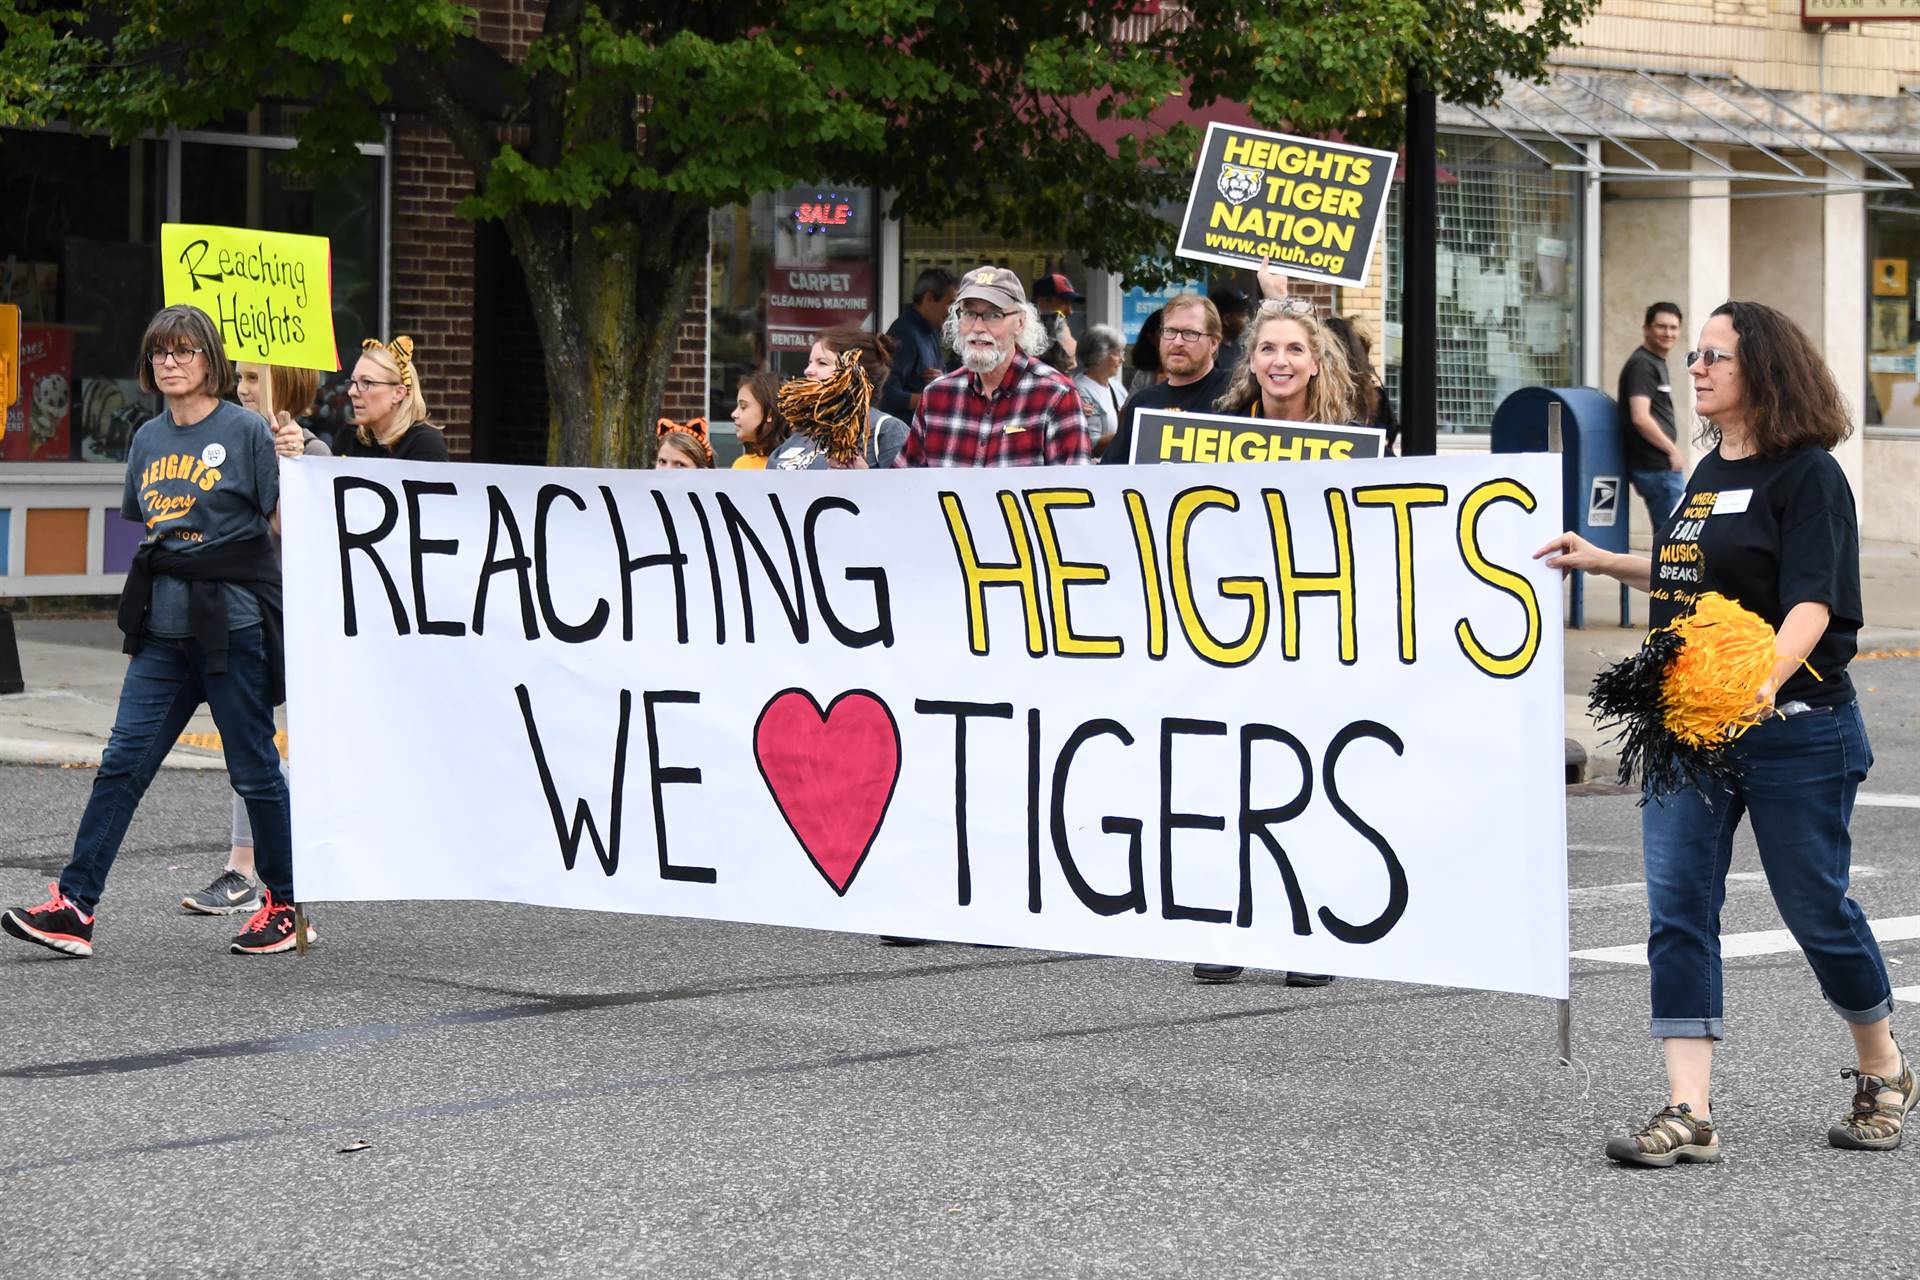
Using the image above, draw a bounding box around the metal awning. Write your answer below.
[1455,66,1911,196]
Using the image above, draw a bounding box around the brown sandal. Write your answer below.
[1828,1056,1913,1152]
[1605,1103,1721,1167]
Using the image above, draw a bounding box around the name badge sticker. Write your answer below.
[1712,488,1753,515]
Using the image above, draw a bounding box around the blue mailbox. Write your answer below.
[1491,386,1629,628]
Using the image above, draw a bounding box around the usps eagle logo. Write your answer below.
[1216,163,1262,206]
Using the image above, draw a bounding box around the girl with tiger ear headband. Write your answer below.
[338,335,449,461]
[655,417,714,469]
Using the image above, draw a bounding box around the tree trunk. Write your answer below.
[503,195,706,470]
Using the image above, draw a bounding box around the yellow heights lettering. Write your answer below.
[1219,137,1373,186]
[142,453,222,492]
[937,481,1539,678]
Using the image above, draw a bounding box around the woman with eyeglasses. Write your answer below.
[1538,301,1904,1166]
[334,336,450,462]
[3,305,309,958]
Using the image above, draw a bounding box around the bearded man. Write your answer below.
[892,265,1090,468]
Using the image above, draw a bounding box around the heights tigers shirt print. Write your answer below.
[121,399,279,637]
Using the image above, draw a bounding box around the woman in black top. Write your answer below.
[336,335,450,461]
[1539,301,1906,1166]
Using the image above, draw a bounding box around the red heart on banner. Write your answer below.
[753,689,901,896]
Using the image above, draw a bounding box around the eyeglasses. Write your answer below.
[1162,327,1215,345]
[1268,297,1316,317]
[958,308,1011,326]
[1686,348,1735,369]
[149,348,206,366]
[345,376,402,392]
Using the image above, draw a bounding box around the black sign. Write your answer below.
[1131,408,1387,466]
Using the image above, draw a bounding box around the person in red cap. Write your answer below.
[1031,271,1083,374]
[892,266,1090,468]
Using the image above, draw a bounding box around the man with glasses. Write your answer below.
[1099,293,1231,465]
[893,265,1090,468]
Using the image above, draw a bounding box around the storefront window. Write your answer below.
[709,185,879,443]
[1867,169,1920,428]
[1384,133,1584,432]
[0,125,386,463]
[0,129,169,462]
[902,216,1090,351]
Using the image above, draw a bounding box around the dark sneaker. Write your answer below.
[229,895,316,955]
[1284,972,1336,988]
[1193,964,1244,982]
[2,883,95,958]
[1828,1056,1914,1151]
[879,936,929,947]
[181,868,263,916]
[1605,1103,1720,1167]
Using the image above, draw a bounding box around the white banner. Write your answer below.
[280,454,1568,999]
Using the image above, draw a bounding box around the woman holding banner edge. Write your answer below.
[1537,301,1907,1165]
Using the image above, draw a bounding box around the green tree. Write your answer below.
[0,0,1596,466]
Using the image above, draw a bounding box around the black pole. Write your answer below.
[1400,70,1438,457]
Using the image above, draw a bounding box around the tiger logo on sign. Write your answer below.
[1216,163,1263,206]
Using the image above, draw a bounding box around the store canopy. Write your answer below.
[1454,64,1911,196]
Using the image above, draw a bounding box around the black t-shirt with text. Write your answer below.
[1618,345,1677,471]
[1648,444,1862,708]
[1099,364,1235,465]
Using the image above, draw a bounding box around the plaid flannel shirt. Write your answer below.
[894,352,1091,468]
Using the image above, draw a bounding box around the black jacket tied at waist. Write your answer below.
[117,534,287,706]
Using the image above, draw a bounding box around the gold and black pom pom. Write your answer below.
[1591,592,1812,797]
[777,350,873,467]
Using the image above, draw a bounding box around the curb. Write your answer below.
[0,736,230,771]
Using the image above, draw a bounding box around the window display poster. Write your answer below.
[1872,299,1910,354]
[2,325,74,461]
[763,263,876,352]
[1874,258,1909,298]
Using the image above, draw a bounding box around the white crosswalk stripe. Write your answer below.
[1572,915,1920,966]
[1856,793,1920,809]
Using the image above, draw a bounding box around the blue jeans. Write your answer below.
[1629,467,1685,523]
[60,629,292,913]
[1641,701,1890,1039]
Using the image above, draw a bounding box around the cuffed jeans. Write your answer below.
[1642,700,1891,1040]
[60,628,292,913]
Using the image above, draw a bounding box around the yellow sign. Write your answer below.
[160,223,339,371]
[0,303,17,433]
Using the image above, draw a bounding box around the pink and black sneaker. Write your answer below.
[2,883,95,958]
[229,893,315,955]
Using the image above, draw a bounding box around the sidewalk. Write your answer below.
[4,540,1919,775]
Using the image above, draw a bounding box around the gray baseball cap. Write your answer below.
[954,265,1026,312]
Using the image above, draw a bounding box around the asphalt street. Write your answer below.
[4,659,1920,1277]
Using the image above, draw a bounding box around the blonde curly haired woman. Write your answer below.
[335,336,449,462]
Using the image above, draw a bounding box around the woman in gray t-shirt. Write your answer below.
[2,306,306,960]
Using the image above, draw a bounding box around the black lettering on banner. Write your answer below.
[1027,707,1043,913]
[644,690,716,884]
[716,493,809,643]
[517,683,627,876]
[533,484,611,644]
[913,698,1014,907]
[473,485,539,639]
[1317,720,1408,944]
[1159,718,1233,923]
[687,492,727,645]
[804,497,894,648]
[604,487,689,645]
[1237,723,1314,934]
[1051,718,1147,916]
[403,480,465,637]
[333,475,409,637]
